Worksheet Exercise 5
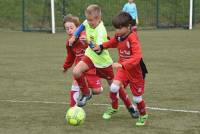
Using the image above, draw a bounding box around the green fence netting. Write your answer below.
[0,0,200,31]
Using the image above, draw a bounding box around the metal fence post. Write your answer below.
[156,0,160,28]
[193,0,195,26]
[22,0,25,31]
[62,0,66,16]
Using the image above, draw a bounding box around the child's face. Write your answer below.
[86,15,101,28]
[64,22,77,36]
[115,26,130,37]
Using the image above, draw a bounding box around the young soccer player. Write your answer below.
[93,12,148,126]
[69,5,138,119]
[62,14,103,107]
[123,0,139,30]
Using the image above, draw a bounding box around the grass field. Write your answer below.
[0,29,200,134]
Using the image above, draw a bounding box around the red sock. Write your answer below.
[109,92,118,109]
[119,88,132,108]
[70,91,77,107]
[74,74,89,95]
[136,100,146,116]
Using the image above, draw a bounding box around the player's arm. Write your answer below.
[79,32,88,45]
[63,43,76,71]
[69,24,85,46]
[92,37,118,54]
[102,37,118,48]
[121,35,142,67]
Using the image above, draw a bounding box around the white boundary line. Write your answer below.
[0,99,199,114]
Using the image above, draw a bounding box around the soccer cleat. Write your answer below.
[77,90,92,107]
[128,106,139,118]
[102,107,119,120]
[136,114,148,126]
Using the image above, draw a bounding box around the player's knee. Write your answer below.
[72,68,81,78]
[133,96,142,103]
[110,83,120,93]
[71,85,80,92]
[92,87,103,95]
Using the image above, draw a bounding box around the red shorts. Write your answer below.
[114,68,145,96]
[73,73,101,89]
[82,56,114,80]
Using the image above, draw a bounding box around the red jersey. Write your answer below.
[103,31,147,83]
[63,32,88,69]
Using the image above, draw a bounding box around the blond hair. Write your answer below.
[63,14,80,27]
[85,4,101,18]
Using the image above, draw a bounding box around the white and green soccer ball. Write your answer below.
[65,106,86,126]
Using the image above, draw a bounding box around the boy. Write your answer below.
[62,14,103,107]
[123,0,139,30]
[69,5,138,119]
[93,12,148,126]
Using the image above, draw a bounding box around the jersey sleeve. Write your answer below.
[102,37,118,48]
[74,23,85,38]
[63,42,76,69]
[121,34,142,67]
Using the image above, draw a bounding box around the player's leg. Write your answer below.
[134,96,148,126]
[73,61,91,107]
[130,83,148,126]
[94,65,119,119]
[73,61,89,94]
[73,56,95,107]
[85,70,103,95]
[69,80,80,107]
[102,80,121,119]
[118,86,139,118]
[108,68,138,119]
[95,65,115,99]
[95,66,118,110]
[111,80,138,118]
[102,80,139,119]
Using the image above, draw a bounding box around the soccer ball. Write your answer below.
[65,106,86,126]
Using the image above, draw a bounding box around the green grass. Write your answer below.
[0,30,200,134]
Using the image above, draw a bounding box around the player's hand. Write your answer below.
[92,45,103,55]
[92,45,100,51]
[69,36,76,46]
[112,62,122,69]
[79,35,88,45]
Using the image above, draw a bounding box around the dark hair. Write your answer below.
[63,14,80,27]
[112,12,135,29]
